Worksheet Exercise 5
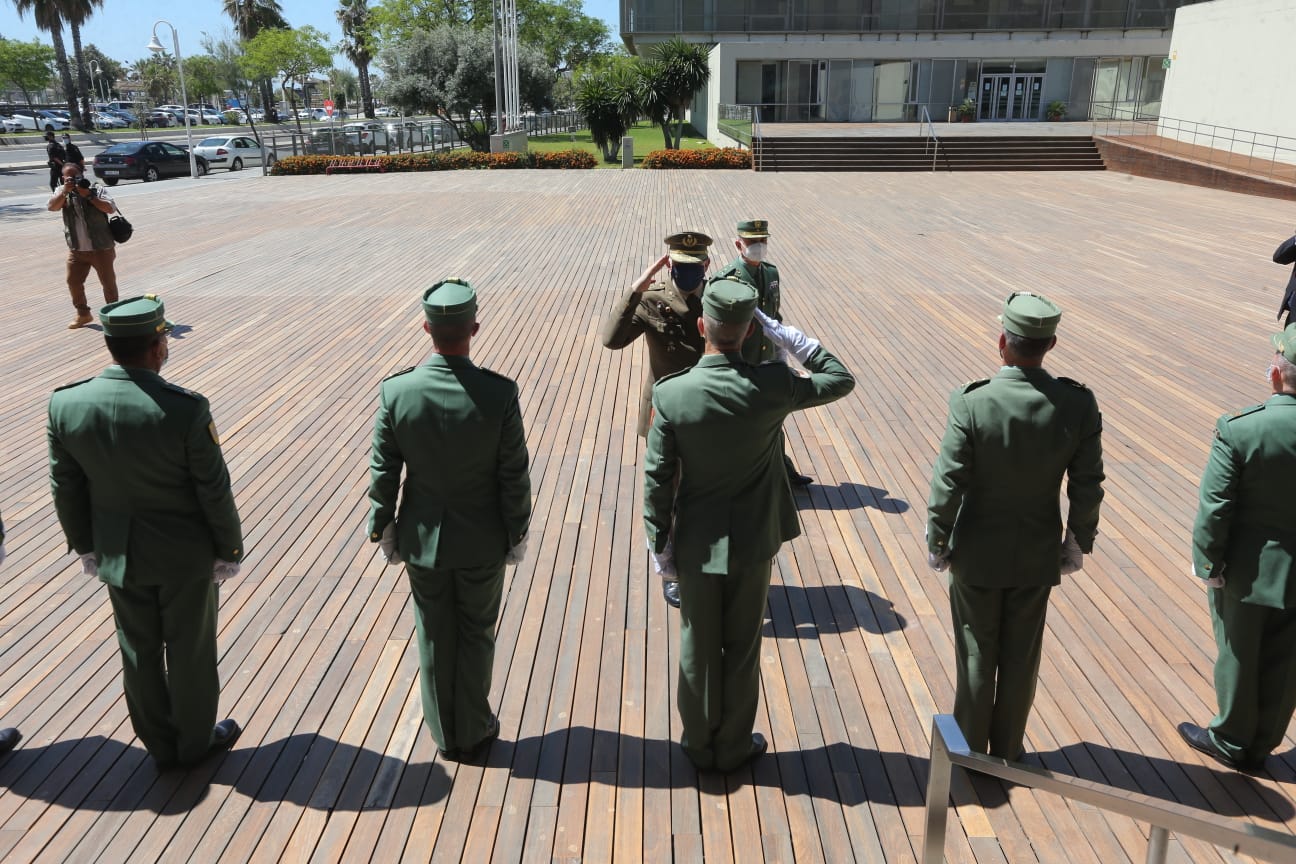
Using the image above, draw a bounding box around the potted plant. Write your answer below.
[957,97,976,122]
[1045,100,1067,121]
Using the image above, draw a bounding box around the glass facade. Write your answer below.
[626,0,1203,33]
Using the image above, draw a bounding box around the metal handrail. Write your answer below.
[753,105,762,172]
[1094,103,1296,186]
[919,104,938,172]
[922,715,1296,864]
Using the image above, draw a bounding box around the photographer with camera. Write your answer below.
[47,164,119,329]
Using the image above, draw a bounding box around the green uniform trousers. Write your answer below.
[950,581,1052,759]
[107,577,219,767]
[406,562,504,753]
[1208,588,1296,764]
[677,559,772,772]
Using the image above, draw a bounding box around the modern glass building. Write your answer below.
[620,1,1206,136]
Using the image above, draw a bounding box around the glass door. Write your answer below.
[979,73,1046,120]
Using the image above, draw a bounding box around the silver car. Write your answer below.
[192,135,270,171]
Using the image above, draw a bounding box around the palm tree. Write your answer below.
[12,0,78,125]
[648,37,711,149]
[223,0,287,115]
[60,0,105,130]
[336,0,375,119]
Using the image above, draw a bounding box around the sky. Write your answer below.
[0,0,621,70]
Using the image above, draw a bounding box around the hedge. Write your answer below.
[271,148,596,176]
[642,148,752,169]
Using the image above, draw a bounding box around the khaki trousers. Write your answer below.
[66,247,119,314]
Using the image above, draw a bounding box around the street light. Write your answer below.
[88,59,107,104]
[147,20,198,179]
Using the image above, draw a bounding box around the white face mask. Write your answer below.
[742,241,767,263]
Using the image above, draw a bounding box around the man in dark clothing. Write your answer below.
[1274,232,1296,327]
[61,133,85,171]
[45,130,66,193]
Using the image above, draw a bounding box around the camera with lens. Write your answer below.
[75,177,92,190]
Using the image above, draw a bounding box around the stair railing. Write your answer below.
[753,105,762,172]
[919,105,950,172]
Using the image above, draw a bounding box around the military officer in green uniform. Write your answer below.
[1178,324,1296,771]
[714,219,813,486]
[0,513,18,758]
[926,291,1104,759]
[644,277,855,772]
[601,231,713,608]
[368,279,531,763]
[48,295,244,770]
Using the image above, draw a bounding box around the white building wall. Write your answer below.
[1161,0,1296,142]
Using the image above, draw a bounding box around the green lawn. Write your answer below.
[528,121,711,167]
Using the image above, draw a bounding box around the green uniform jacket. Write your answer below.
[47,366,243,588]
[599,281,704,437]
[714,258,781,365]
[643,347,855,573]
[367,354,531,570]
[927,366,1104,587]
[1192,394,1296,609]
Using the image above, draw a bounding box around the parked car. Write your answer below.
[306,128,359,156]
[10,111,69,131]
[93,140,208,184]
[92,112,128,129]
[250,109,266,122]
[144,110,179,128]
[342,121,390,153]
[1,116,20,133]
[196,108,224,125]
[384,121,431,148]
[106,108,139,126]
[222,109,249,124]
[374,106,395,117]
[192,135,271,170]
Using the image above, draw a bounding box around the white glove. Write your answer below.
[79,553,98,577]
[927,551,949,573]
[505,535,528,565]
[0,544,5,566]
[753,309,821,364]
[379,522,402,565]
[212,560,241,583]
[1059,529,1083,575]
[650,539,677,581]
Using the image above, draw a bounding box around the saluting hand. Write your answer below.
[754,309,820,363]
[633,254,672,293]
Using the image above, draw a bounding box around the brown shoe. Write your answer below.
[68,313,93,329]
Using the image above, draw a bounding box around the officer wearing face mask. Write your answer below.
[715,219,813,486]
[601,231,713,607]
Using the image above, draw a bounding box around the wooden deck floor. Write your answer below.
[0,168,1294,863]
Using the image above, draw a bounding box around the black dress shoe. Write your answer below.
[210,719,242,755]
[0,728,21,756]
[721,733,768,773]
[460,715,501,764]
[662,579,681,609]
[787,471,813,487]
[1177,722,1260,771]
[437,747,461,762]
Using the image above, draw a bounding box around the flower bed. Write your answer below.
[271,148,596,176]
[641,148,752,169]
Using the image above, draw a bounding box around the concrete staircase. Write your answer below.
[753,135,1106,172]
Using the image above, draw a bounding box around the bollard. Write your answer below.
[622,137,633,168]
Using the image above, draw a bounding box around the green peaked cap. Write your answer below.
[1271,323,1296,363]
[99,295,174,337]
[999,291,1061,339]
[422,278,477,324]
[702,276,758,324]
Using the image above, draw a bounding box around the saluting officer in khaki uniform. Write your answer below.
[644,277,855,772]
[48,295,244,770]
[927,292,1104,759]
[714,219,813,486]
[0,513,18,758]
[1178,324,1296,772]
[601,232,712,608]
[368,279,532,763]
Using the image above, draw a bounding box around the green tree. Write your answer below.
[0,36,57,114]
[573,62,637,162]
[60,0,105,129]
[184,55,225,108]
[240,26,332,134]
[130,54,178,104]
[379,23,552,152]
[222,0,289,117]
[337,0,376,118]
[645,37,709,149]
[12,0,78,123]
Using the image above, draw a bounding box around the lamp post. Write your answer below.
[88,60,103,105]
[147,20,198,179]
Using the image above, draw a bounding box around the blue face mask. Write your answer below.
[671,263,705,293]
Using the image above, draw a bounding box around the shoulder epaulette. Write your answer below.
[1223,404,1266,422]
[655,367,692,386]
[1056,376,1089,390]
[53,377,93,393]
[476,366,516,384]
[960,378,991,393]
[382,366,416,382]
[161,381,203,400]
